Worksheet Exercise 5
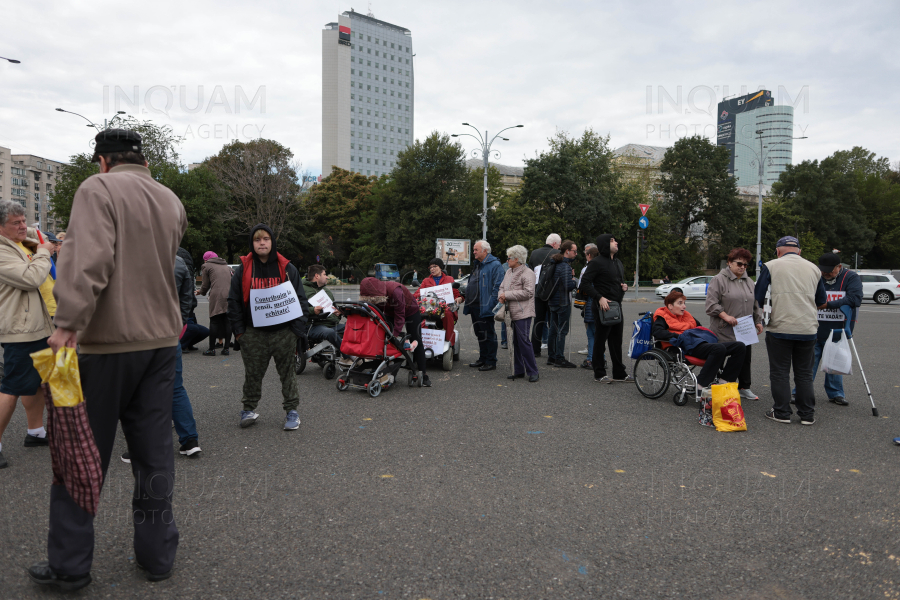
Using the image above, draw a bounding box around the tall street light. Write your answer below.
[0,56,21,64]
[726,131,807,273]
[452,123,523,240]
[55,108,128,131]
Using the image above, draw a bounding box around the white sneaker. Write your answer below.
[700,387,713,399]
[577,348,589,355]
[739,388,759,401]
[541,343,548,350]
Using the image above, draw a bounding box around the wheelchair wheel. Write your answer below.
[368,380,382,398]
[408,371,416,387]
[294,353,307,375]
[633,350,670,399]
[673,391,688,406]
[323,363,337,380]
[442,349,453,371]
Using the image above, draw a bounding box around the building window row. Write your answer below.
[352,31,410,53]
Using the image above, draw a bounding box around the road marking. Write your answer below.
[614,469,625,473]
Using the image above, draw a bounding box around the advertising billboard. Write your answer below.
[717,90,773,172]
[436,239,470,266]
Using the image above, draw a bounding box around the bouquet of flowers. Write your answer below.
[418,293,448,319]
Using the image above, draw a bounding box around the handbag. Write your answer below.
[493,302,507,322]
[820,331,853,376]
[598,300,622,326]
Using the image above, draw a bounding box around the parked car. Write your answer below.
[456,274,470,297]
[654,276,713,299]
[855,270,900,304]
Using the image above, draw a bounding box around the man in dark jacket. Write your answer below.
[529,233,560,355]
[170,257,201,456]
[547,240,578,368]
[810,253,863,406]
[175,248,208,351]
[579,234,632,383]
[463,240,505,371]
[227,224,310,431]
[302,264,344,350]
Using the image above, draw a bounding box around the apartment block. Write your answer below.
[0,146,66,233]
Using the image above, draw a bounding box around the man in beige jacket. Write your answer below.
[0,201,56,470]
[29,129,186,591]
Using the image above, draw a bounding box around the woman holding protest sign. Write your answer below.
[227,224,311,431]
[705,248,764,401]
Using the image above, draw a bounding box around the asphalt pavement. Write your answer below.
[2,297,900,599]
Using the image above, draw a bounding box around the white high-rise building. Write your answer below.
[322,9,414,177]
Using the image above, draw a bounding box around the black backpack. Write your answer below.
[535,254,558,302]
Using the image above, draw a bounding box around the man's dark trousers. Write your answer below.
[531,298,548,354]
[472,315,498,366]
[48,346,179,577]
[592,319,627,380]
[766,333,816,421]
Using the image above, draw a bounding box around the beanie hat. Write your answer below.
[203,251,218,261]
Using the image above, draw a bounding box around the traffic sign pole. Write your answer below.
[635,230,640,300]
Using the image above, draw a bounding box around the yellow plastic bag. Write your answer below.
[30,347,85,407]
[710,381,747,432]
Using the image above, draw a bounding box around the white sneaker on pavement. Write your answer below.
[739,388,759,401]
[577,348,589,355]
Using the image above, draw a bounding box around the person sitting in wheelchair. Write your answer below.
[302,265,347,360]
[652,290,746,396]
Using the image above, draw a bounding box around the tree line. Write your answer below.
[49,118,900,280]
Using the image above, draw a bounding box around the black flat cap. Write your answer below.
[91,129,141,162]
[818,253,841,271]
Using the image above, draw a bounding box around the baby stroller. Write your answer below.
[632,312,719,406]
[294,320,339,380]
[333,301,423,397]
[416,288,461,371]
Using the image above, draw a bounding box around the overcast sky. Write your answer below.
[1,0,897,174]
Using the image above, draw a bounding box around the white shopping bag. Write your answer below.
[820,334,853,376]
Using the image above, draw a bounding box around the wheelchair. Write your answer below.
[632,312,713,406]
[295,322,341,380]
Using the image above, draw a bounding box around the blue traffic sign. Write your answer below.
[639,216,649,229]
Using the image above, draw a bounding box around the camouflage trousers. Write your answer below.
[239,326,299,412]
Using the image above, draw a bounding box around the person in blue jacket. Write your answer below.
[463,240,505,371]
[809,253,863,406]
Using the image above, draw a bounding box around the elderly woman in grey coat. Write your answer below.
[498,245,539,382]
[705,247,764,400]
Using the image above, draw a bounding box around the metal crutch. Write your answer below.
[840,306,878,416]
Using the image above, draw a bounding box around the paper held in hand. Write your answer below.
[308,289,336,314]
[421,283,455,305]
[733,315,759,346]
[420,328,446,355]
[817,291,846,321]
[250,281,303,327]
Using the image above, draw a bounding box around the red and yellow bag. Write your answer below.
[710,382,747,432]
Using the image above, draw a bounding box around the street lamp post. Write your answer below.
[451,123,523,241]
[726,132,807,273]
[55,108,128,131]
[0,56,21,64]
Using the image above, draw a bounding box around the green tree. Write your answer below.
[657,135,744,254]
[304,168,379,269]
[371,132,485,272]
[737,201,824,266]
[49,154,98,229]
[830,146,891,178]
[855,170,900,267]
[162,165,229,265]
[772,157,874,256]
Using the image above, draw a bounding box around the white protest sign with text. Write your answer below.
[422,283,454,305]
[309,289,336,314]
[733,314,759,346]
[817,291,846,322]
[250,281,303,327]
[420,328,446,355]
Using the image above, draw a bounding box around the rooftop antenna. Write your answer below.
[367,1,374,17]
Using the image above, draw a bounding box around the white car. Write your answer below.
[655,276,713,299]
[856,270,900,305]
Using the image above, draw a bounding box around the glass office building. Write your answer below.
[322,9,414,177]
[732,105,794,187]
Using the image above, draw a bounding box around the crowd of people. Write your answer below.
[0,128,884,592]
